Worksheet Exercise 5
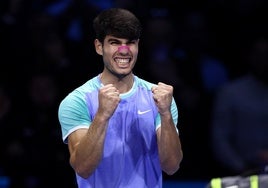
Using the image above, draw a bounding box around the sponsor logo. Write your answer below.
[138,110,151,115]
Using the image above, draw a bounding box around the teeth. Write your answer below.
[115,58,129,63]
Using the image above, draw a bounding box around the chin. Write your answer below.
[115,72,132,79]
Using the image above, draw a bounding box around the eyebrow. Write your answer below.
[107,38,121,42]
[107,36,136,43]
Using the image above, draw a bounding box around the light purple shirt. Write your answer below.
[58,75,179,188]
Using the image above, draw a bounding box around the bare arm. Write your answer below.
[68,84,120,179]
[152,82,183,175]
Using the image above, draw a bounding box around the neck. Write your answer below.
[100,73,134,93]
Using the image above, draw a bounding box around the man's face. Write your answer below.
[95,35,139,78]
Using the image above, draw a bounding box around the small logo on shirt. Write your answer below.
[138,109,151,115]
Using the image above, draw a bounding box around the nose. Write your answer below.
[118,45,130,53]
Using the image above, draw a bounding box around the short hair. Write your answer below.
[93,8,142,43]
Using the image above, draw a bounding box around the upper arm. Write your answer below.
[68,128,88,155]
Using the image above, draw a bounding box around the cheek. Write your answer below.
[130,46,139,54]
[102,48,115,59]
[133,49,139,58]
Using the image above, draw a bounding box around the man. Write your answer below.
[58,8,183,188]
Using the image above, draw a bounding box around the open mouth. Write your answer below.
[114,58,131,67]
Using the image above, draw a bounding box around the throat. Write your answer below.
[100,73,134,94]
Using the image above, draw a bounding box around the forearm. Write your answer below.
[70,114,109,179]
[158,113,183,175]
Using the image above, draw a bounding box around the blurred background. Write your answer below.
[1,0,268,187]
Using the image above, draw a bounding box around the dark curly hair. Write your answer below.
[93,8,142,43]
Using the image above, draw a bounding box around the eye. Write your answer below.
[127,40,138,45]
[110,41,121,46]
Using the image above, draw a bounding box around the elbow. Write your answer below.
[163,161,181,175]
[73,164,93,179]
[75,166,91,179]
[162,150,183,175]
[70,159,92,179]
[165,167,179,176]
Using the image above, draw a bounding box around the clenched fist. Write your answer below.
[151,82,173,115]
[98,84,120,120]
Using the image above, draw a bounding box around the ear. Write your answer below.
[94,39,103,55]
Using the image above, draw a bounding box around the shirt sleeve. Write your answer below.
[58,91,91,143]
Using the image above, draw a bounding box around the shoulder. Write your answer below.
[59,76,100,108]
[134,75,157,90]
